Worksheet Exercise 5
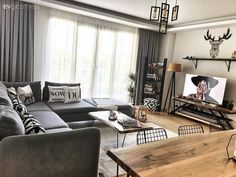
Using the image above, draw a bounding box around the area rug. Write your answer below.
[96,122,177,177]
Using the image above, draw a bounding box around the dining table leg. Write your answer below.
[117,132,119,177]
[116,132,128,177]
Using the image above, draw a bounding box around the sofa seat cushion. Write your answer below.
[67,120,94,129]
[83,98,131,110]
[45,127,71,134]
[0,105,25,140]
[26,101,52,112]
[30,111,69,130]
[47,100,97,114]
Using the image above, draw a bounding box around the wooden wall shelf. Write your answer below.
[183,57,236,71]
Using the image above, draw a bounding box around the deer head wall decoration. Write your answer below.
[204,28,232,58]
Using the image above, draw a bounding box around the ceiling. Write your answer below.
[24,0,236,31]
[73,0,236,26]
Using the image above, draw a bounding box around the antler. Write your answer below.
[204,30,215,41]
[218,28,232,41]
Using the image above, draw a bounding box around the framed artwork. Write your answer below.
[171,5,179,21]
[159,20,167,34]
[161,3,170,19]
[150,6,160,21]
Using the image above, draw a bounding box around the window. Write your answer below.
[46,13,138,102]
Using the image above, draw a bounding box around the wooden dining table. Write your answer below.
[107,130,236,177]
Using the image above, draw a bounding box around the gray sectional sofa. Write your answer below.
[0,81,132,139]
[2,81,71,136]
[0,81,101,177]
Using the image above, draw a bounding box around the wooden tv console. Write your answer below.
[171,97,236,130]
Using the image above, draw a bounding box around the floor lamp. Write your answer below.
[163,63,181,113]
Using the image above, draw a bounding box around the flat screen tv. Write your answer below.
[183,74,227,105]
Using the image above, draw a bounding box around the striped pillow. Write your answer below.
[7,87,45,135]
[22,113,46,134]
[7,87,28,117]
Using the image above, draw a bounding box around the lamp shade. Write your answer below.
[167,63,181,72]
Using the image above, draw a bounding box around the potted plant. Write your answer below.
[127,73,136,104]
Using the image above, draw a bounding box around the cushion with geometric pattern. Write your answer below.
[144,98,159,111]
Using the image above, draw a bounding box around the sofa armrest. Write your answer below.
[0,128,100,177]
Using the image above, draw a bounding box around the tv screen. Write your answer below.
[183,74,227,105]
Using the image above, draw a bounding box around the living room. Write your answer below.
[1,0,236,177]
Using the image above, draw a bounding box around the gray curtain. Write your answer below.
[135,29,160,105]
[0,0,34,82]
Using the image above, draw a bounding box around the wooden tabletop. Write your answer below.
[89,111,153,133]
[174,97,236,114]
[107,130,236,177]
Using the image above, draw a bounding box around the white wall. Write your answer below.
[160,25,236,120]
[159,33,176,109]
[171,26,236,102]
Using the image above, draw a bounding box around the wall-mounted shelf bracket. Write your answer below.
[225,60,232,72]
[190,59,198,69]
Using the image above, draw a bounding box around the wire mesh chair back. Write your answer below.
[178,124,204,136]
[137,128,168,145]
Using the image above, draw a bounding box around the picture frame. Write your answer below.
[171,5,179,21]
[159,19,167,34]
[161,3,170,19]
[150,6,160,21]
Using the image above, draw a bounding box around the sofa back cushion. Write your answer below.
[3,81,41,102]
[43,81,81,101]
[0,82,13,107]
[0,105,25,140]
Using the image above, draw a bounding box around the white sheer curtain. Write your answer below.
[47,15,78,82]
[75,23,98,98]
[34,7,138,102]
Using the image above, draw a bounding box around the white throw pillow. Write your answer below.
[64,86,80,103]
[48,86,65,103]
[17,85,35,105]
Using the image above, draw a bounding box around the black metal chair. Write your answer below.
[178,124,204,136]
[137,128,168,145]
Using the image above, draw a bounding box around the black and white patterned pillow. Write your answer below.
[144,98,159,111]
[7,87,28,117]
[22,113,46,134]
[7,87,45,135]
[64,86,80,103]
[17,85,35,105]
[48,86,65,102]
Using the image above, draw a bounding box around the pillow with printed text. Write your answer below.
[48,86,65,103]
[64,86,80,103]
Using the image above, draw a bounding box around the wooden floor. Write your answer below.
[147,112,210,133]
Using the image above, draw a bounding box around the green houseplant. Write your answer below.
[127,73,136,104]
